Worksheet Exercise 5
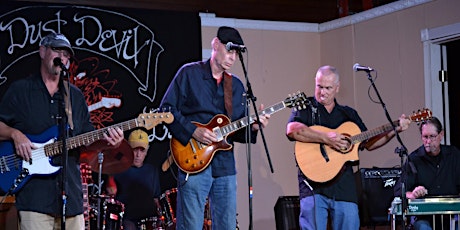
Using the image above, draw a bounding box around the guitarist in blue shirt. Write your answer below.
[0,32,124,230]
[160,26,269,230]
[286,65,411,230]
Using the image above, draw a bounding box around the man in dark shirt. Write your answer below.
[286,65,410,230]
[160,26,269,230]
[395,117,460,230]
[107,129,162,230]
[0,32,124,230]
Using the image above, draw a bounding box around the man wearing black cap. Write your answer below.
[0,32,124,229]
[160,26,270,230]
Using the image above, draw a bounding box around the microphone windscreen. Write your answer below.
[53,57,62,67]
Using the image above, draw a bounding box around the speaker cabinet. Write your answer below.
[274,196,300,230]
[358,168,401,226]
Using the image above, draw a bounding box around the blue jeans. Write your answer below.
[299,194,360,230]
[299,196,316,230]
[413,219,432,230]
[175,167,237,230]
[412,215,459,230]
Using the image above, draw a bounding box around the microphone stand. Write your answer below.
[237,51,274,230]
[58,68,70,230]
[363,70,408,229]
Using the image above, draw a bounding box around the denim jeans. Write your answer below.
[413,219,432,230]
[299,194,360,230]
[299,196,316,230]
[175,167,237,230]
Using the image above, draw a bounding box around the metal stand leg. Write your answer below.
[97,152,104,230]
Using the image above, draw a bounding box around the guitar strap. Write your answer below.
[63,80,74,130]
[223,72,233,120]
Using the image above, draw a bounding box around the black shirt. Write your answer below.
[287,97,367,203]
[396,145,460,197]
[0,74,94,216]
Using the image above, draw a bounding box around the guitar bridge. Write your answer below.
[0,156,9,173]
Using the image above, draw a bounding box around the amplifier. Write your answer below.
[362,168,402,179]
[274,196,300,230]
[359,168,402,226]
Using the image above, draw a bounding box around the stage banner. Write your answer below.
[0,1,202,191]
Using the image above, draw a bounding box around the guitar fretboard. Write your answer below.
[220,101,286,136]
[351,121,399,144]
[350,109,431,144]
[43,118,141,157]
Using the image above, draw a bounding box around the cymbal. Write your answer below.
[80,139,134,175]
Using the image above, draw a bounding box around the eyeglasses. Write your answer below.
[50,47,71,58]
[422,133,439,141]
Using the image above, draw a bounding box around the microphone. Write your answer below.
[353,63,374,72]
[226,42,246,53]
[53,57,68,72]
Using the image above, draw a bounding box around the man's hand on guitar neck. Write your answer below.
[398,114,411,132]
[364,114,411,151]
[102,127,124,148]
[251,104,270,131]
[85,127,124,152]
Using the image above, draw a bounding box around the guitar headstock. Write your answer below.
[100,97,122,108]
[80,163,93,184]
[137,111,174,130]
[285,91,308,111]
[409,108,433,124]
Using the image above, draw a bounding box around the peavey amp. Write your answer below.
[358,167,402,226]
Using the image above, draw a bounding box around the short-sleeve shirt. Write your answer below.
[287,97,367,203]
[0,74,93,216]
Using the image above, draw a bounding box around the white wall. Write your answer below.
[201,0,460,228]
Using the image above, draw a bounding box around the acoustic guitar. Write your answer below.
[295,108,432,183]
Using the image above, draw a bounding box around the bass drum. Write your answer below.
[137,216,164,230]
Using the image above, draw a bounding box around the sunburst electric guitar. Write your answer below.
[0,111,173,194]
[295,108,432,183]
[171,92,308,174]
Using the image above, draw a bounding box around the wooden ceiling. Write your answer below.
[17,0,399,23]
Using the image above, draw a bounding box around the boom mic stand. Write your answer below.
[362,69,408,229]
[237,50,274,230]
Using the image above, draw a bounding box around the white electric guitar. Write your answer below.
[88,97,122,112]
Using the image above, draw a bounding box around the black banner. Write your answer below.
[0,1,202,191]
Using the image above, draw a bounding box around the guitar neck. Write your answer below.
[220,101,287,136]
[352,120,399,143]
[87,101,103,112]
[82,183,90,230]
[47,118,140,156]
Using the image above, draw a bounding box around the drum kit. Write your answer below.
[79,140,219,230]
[80,140,133,230]
[80,140,212,230]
